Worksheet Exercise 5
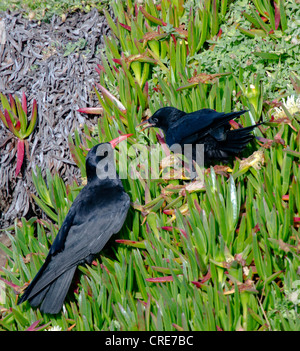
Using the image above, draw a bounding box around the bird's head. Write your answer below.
[137,107,185,134]
[85,134,132,183]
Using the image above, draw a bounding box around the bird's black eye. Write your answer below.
[152,117,158,123]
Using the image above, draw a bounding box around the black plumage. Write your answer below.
[138,107,261,165]
[18,136,131,314]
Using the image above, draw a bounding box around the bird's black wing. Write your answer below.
[166,109,247,146]
[17,203,77,304]
[20,183,130,300]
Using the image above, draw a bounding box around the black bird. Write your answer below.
[18,134,132,314]
[138,107,261,165]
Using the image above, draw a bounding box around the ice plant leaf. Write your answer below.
[115,239,146,249]
[15,139,25,177]
[284,149,300,159]
[139,6,167,26]
[103,9,118,37]
[229,119,241,129]
[237,26,266,38]
[161,226,174,232]
[176,82,198,91]
[279,0,287,31]
[274,1,280,30]
[67,135,86,175]
[140,31,168,44]
[4,109,20,137]
[146,276,175,283]
[151,266,181,275]
[0,109,8,128]
[26,320,51,331]
[112,58,122,65]
[15,120,21,131]
[156,132,170,156]
[77,107,103,115]
[172,324,184,331]
[0,92,11,112]
[9,94,17,115]
[24,99,37,138]
[119,23,131,31]
[15,96,27,136]
[21,92,27,115]
[0,276,22,294]
[95,83,126,111]
[31,194,58,222]
[161,226,187,238]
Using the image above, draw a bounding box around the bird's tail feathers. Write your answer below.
[220,123,262,154]
[34,266,76,314]
[17,257,51,305]
[229,122,263,135]
[18,265,77,314]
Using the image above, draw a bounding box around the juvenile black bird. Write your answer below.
[138,107,261,165]
[18,134,132,314]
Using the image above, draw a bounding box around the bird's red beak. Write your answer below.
[109,134,133,149]
[136,119,154,132]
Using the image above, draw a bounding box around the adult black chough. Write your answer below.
[138,107,262,165]
[18,134,132,314]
